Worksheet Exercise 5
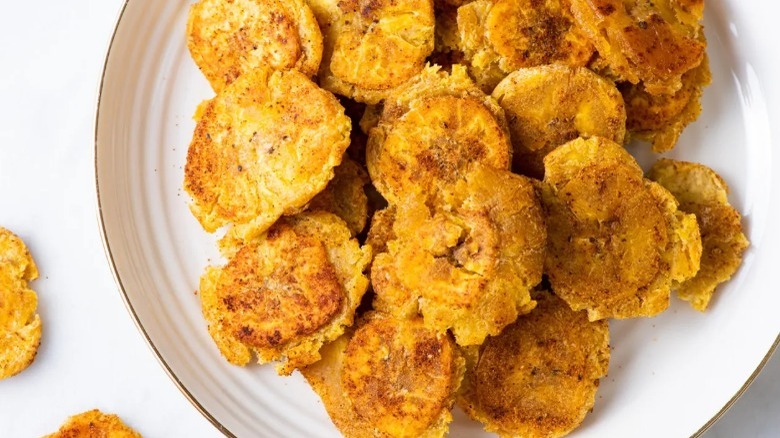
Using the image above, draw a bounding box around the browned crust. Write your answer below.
[622,55,712,152]
[648,159,749,311]
[0,227,42,380]
[371,165,546,345]
[542,137,701,320]
[492,64,626,178]
[314,0,436,103]
[43,410,142,438]
[184,66,351,246]
[302,314,464,437]
[200,211,371,374]
[570,0,705,94]
[458,291,610,438]
[366,65,511,206]
[457,0,594,91]
[187,0,323,92]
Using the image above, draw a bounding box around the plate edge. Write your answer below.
[92,1,235,436]
[690,335,780,437]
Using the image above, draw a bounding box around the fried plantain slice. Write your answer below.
[200,211,371,374]
[309,158,370,236]
[310,0,435,104]
[570,0,705,95]
[302,313,464,438]
[184,66,351,246]
[372,166,545,345]
[542,137,701,321]
[456,0,594,92]
[0,227,41,380]
[648,159,749,311]
[622,55,711,152]
[43,410,141,438]
[492,65,626,178]
[458,291,610,438]
[367,65,511,205]
[187,0,323,92]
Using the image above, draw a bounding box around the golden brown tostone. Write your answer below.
[542,137,702,320]
[366,65,511,206]
[199,211,371,374]
[310,0,436,103]
[302,313,464,438]
[456,0,594,92]
[648,159,749,311]
[372,165,546,345]
[184,65,351,248]
[0,227,42,380]
[43,410,141,438]
[622,55,712,152]
[570,0,705,94]
[458,291,610,438]
[492,64,626,178]
[187,0,323,92]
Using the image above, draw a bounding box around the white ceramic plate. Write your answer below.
[95,1,780,436]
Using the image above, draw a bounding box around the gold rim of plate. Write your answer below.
[92,1,780,437]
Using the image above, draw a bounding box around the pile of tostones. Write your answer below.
[182,0,749,435]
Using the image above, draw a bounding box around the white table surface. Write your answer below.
[0,1,777,437]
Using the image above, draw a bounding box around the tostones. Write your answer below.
[0,227,41,380]
[458,290,610,438]
[372,166,546,345]
[492,65,626,178]
[542,137,702,321]
[199,211,371,374]
[622,55,711,152]
[43,410,141,438]
[302,313,464,438]
[457,0,594,92]
[570,0,705,94]
[366,65,511,206]
[187,0,323,92]
[310,0,436,104]
[309,158,370,236]
[184,65,351,246]
[648,159,749,311]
